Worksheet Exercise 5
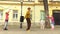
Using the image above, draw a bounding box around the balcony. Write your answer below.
[49,1,60,5]
[0,0,34,2]
[38,0,43,4]
[0,0,34,6]
[0,0,19,2]
[38,0,60,5]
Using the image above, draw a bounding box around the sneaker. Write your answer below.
[26,30,30,32]
[4,28,8,30]
[51,28,54,30]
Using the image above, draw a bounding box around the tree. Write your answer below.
[43,0,50,28]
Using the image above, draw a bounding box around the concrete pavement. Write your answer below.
[0,25,60,34]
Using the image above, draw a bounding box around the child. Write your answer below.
[40,20,45,30]
[50,16,55,30]
[46,15,55,30]
[4,10,10,30]
[40,11,45,30]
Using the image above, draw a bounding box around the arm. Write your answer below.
[7,9,11,13]
[25,12,28,18]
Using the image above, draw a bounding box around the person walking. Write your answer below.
[25,7,31,31]
[4,11,10,30]
[50,16,55,30]
[46,15,55,30]
[40,11,45,30]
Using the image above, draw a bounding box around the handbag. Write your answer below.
[20,16,24,22]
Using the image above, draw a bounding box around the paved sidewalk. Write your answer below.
[0,25,60,34]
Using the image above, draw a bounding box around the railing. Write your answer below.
[38,0,60,4]
[49,1,60,3]
[0,0,18,2]
[0,0,34,2]
[23,0,34,2]
[38,0,43,4]
[38,0,43,1]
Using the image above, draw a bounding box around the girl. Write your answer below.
[50,16,55,30]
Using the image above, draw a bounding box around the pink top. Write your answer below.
[47,16,54,23]
[51,16,54,22]
[5,13,9,20]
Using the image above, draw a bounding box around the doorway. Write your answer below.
[53,10,60,25]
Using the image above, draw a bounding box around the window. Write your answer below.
[0,10,3,19]
[13,10,18,19]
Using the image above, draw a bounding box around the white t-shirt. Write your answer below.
[40,20,45,25]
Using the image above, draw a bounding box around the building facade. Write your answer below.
[0,0,60,25]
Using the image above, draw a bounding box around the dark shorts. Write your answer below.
[5,20,8,22]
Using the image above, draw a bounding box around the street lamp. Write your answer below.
[20,0,23,28]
